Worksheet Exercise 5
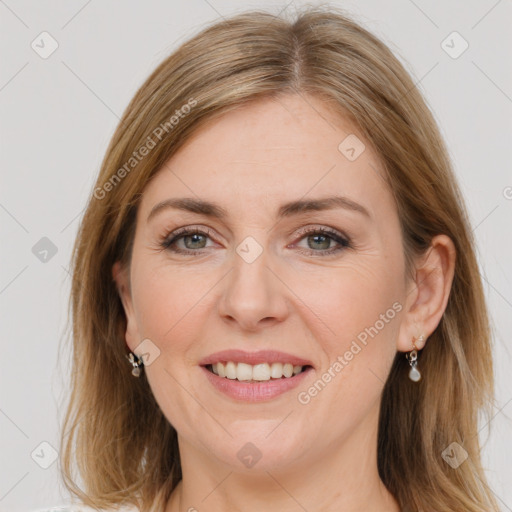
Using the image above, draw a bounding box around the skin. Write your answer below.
[113,93,456,512]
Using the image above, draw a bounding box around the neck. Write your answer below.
[165,406,399,512]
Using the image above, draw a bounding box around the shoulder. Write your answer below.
[30,508,94,512]
[31,506,139,512]
[30,508,93,512]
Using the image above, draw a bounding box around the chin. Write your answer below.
[201,424,312,473]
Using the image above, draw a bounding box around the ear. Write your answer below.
[112,260,141,352]
[397,234,456,352]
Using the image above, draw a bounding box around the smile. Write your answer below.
[199,349,314,401]
[206,361,309,381]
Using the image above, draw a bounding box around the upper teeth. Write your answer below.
[211,362,304,381]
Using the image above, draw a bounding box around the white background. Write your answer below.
[1,1,511,511]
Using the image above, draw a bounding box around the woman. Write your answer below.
[57,5,499,512]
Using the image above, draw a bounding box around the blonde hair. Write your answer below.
[60,5,499,511]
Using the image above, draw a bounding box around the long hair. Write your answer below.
[59,5,499,511]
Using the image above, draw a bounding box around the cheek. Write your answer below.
[292,263,403,435]
[131,264,214,430]
[133,279,175,341]
[131,260,210,344]
[295,261,404,425]
[294,255,403,345]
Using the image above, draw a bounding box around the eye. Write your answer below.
[292,226,351,256]
[160,225,351,257]
[160,226,216,255]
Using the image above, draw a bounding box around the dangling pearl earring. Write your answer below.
[405,335,424,382]
[127,351,144,377]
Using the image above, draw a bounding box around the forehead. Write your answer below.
[140,94,390,219]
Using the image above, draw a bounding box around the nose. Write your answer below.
[217,246,289,333]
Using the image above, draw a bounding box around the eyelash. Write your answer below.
[159,225,351,257]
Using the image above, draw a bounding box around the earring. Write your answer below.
[405,335,424,382]
[127,352,144,377]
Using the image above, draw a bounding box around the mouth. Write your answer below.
[204,361,313,382]
[198,349,314,402]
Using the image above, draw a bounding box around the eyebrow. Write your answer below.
[147,195,371,223]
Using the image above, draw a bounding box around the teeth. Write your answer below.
[253,363,270,381]
[236,362,253,381]
[270,362,283,378]
[225,361,237,379]
[210,361,305,381]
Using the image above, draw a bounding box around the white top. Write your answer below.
[32,486,166,511]
[32,507,139,512]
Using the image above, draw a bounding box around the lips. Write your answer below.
[198,349,314,402]
[198,349,314,368]
[208,361,305,381]
[200,365,313,402]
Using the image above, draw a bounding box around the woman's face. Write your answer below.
[115,93,415,473]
